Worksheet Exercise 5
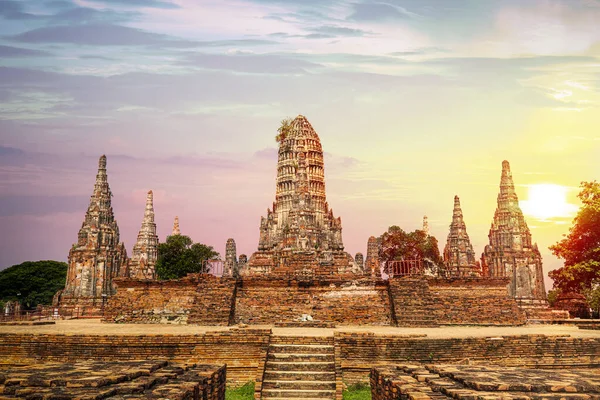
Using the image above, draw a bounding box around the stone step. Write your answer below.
[261,388,335,399]
[262,380,336,390]
[269,336,334,346]
[268,353,335,362]
[268,344,334,354]
[265,361,335,372]
[264,371,336,381]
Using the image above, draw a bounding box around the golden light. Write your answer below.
[520,184,579,221]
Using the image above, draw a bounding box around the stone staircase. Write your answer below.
[261,336,336,400]
[389,278,439,327]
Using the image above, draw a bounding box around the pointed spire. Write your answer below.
[444,195,478,276]
[129,190,158,279]
[422,215,429,235]
[224,238,238,277]
[172,216,180,236]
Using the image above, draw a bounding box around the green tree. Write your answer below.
[549,181,600,293]
[155,235,220,280]
[0,261,67,309]
[379,226,443,269]
[275,117,293,144]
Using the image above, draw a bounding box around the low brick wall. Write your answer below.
[337,332,600,384]
[389,277,526,327]
[0,328,271,385]
[104,274,236,325]
[234,277,392,325]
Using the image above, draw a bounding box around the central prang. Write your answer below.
[242,115,361,276]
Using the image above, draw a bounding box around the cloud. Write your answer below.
[50,6,140,24]
[10,24,198,47]
[177,52,322,74]
[0,0,40,20]
[347,2,414,22]
[0,45,52,58]
[85,0,180,9]
[308,25,371,38]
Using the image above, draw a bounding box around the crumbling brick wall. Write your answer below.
[234,277,392,325]
[104,274,236,325]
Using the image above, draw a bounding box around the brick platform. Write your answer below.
[371,364,600,400]
[0,360,226,399]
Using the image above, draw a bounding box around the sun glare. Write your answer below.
[520,184,579,221]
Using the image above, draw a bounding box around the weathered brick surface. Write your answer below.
[0,360,226,400]
[371,364,600,400]
[235,277,392,325]
[337,332,600,384]
[0,329,270,385]
[103,274,236,325]
[389,277,526,327]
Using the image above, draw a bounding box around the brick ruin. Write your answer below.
[0,360,226,400]
[443,196,480,277]
[223,238,238,278]
[127,190,159,280]
[481,160,547,306]
[54,155,128,311]
[244,115,360,277]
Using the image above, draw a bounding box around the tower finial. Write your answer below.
[422,215,429,235]
[99,155,107,169]
[172,216,180,236]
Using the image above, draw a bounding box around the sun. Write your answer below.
[520,184,579,221]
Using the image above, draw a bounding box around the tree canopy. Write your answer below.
[378,226,443,269]
[549,181,600,293]
[155,234,220,280]
[0,260,67,309]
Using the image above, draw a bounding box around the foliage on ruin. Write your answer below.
[549,181,600,294]
[156,234,220,280]
[225,381,254,400]
[0,260,67,308]
[275,117,293,144]
[378,226,443,269]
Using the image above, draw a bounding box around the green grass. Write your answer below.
[225,381,255,400]
[343,382,372,400]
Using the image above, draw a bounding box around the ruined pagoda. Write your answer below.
[481,160,547,303]
[128,190,159,280]
[443,196,480,277]
[56,155,128,309]
[244,115,358,276]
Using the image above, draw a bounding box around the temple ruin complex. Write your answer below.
[481,160,547,305]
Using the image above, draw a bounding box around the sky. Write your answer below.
[1,0,599,289]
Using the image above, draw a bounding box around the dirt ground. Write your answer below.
[0,319,599,338]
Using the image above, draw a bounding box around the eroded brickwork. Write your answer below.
[235,277,392,325]
[389,277,526,327]
[481,161,547,304]
[127,190,159,280]
[103,274,236,325]
[56,155,128,311]
[371,364,600,400]
[443,196,480,277]
[338,333,600,384]
[0,329,270,385]
[0,361,226,400]
[245,115,359,276]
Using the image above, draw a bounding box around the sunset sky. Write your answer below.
[1,0,599,288]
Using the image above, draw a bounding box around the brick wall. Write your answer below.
[336,332,600,384]
[389,277,526,327]
[0,328,271,385]
[234,277,392,325]
[104,274,236,325]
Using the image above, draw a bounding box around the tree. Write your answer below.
[0,261,67,309]
[275,117,293,144]
[379,226,443,269]
[155,235,220,280]
[549,181,600,293]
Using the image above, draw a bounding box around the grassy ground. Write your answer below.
[343,382,372,400]
[225,382,255,400]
